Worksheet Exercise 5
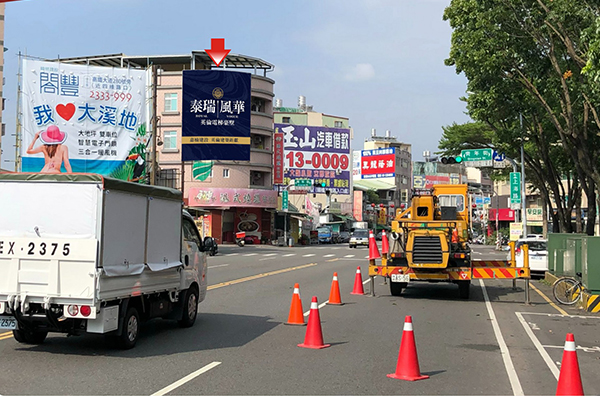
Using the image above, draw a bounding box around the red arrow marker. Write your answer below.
[205,38,231,67]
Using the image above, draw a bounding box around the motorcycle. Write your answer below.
[203,236,218,256]
[235,232,246,247]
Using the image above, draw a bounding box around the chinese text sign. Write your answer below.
[182,70,251,161]
[360,148,395,179]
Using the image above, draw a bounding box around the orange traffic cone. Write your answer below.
[381,230,390,255]
[286,283,306,326]
[298,296,330,349]
[328,272,343,305]
[351,267,365,295]
[368,230,381,260]
[387,316,429,381]
[556,333,584,396]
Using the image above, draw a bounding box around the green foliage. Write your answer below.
[365,189,380,204]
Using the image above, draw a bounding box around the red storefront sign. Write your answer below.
[488,208,515,221]
[361,152,395,179]
[353,190,363,221]
[273,132,284,184]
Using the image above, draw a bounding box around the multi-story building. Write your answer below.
[274,97,354,227]
[59,51,276,244]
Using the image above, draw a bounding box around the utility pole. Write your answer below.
[520,113,528,237]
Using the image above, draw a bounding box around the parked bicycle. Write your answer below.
[552,272,585,305]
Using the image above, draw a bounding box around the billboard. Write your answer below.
[273,132,284,184]
[275,124,351,195]
[353,190,363,221]
[182,70,251,161]
[360,148,395,179]
[21,59,150,179]
[352,150,361,180]
[188,187,277,208]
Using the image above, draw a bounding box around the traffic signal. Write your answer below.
[440,155,463,164]
[313,180,326,188]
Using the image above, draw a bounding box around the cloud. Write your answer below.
[344,63,375,81]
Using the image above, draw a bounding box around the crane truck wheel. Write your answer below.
[458,281,471,299]
[389,281,407,296]
[13,329,48,344]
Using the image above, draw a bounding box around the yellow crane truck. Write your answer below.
[368,184,529,299]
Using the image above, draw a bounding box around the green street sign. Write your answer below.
[510,172,521,205]
[294,179,312,187]
[460,148,493,167]
[282,190,289,211]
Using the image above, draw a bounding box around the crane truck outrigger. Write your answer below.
[368,184,530,299]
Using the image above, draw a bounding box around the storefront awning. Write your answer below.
[353,179,396,191]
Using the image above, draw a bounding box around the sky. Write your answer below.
[0,0,471,169]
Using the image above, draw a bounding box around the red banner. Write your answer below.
[353,191,363,221]
[361,153,395,178]
[488,208,515,221]
[274,132,284,184]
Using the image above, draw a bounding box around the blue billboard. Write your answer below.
[182,70,251,161]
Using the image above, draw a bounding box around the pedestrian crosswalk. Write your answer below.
[220,252,369,260]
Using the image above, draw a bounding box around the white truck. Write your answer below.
[0,173,208,349]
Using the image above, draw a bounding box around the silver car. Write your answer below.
[507,238,548,276]
[349,229,369,248]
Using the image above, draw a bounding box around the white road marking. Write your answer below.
[519,312,600,320]
[542,345,600,353]
[303,301,329,316]
[208,264,229,269]
[263,253,277,257]
[225,253,239,256]
[516,312,560,380]
[259,257,277,261]
[363,278,371,285]
[364,256,369,259]
[150,361,221,396]
[243,253,258,257]
[302,254,315,257]
[323,254,335,257]
[479,280,524,396]
[282,254,296,257]
[344,255,355,258]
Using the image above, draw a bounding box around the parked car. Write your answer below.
[204,236,218,256]
[349,229,369,248]
[338,231,351,243]
[506,238,548,277]
[376,231,382,241]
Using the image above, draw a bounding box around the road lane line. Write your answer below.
[363,278,371,285]
[519,312,600,320]
[207,263,317,291]
[259,257,277,261]
[344,255,355,258]
[263,253,277,257]
[150,361,221,396]
[282,254,296,257]
[303,301,329,316]
[243,253,258,257]
[323,254,335,257]
[0,331,11,336]
[208,264,229,269]
[225,253,239,256]
[0,333,13,341]
[516,312,560,380]
[302,254,315,257]
[529,282,569,316]
[479,280,524,396]
[326,258,339,262]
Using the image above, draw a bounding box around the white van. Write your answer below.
[507,238,548,276]
[0,173,208,349]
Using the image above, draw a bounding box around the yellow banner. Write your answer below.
[182,136,251,145]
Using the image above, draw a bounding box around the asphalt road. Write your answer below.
[0,243,598,395]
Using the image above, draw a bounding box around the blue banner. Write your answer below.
[182,70,251,161]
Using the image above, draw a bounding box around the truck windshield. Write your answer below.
[353,230,368,237]
[438,194,465,212]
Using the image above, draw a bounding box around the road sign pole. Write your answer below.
[520,113,527,238]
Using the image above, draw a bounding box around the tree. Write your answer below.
[443,0,600,235]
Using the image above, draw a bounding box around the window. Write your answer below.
[251,97,265,112]
[157,168,178,189]
[182,219,203,256]
[223,169,230,178]
[438,194,465,212]
[250,171,265,186]
[252,135,265,149]
[163,131,177,149]
[334,121,343,128]
[282,116,291,123]
[164,93,178,112]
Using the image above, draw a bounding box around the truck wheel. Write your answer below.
[13,329,48,344]
[117,307,140,349]
[179,286,199,328]
[458,281,471,299]
[390,281,407,296]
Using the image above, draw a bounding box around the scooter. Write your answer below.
[235,232,246,247]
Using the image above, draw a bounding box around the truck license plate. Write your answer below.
[0,317,17,330]
[391,274,410,283]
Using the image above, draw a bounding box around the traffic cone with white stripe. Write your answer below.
[327,272,343,305]
[387,316,429,381]
[381,230,390,255]
[351,267,365,295]
[369,230,381,260]
[556,333,584,396]
[286,283,306,326]
[298,296,330,349]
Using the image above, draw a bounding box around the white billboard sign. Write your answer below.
[22,59,150,180]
